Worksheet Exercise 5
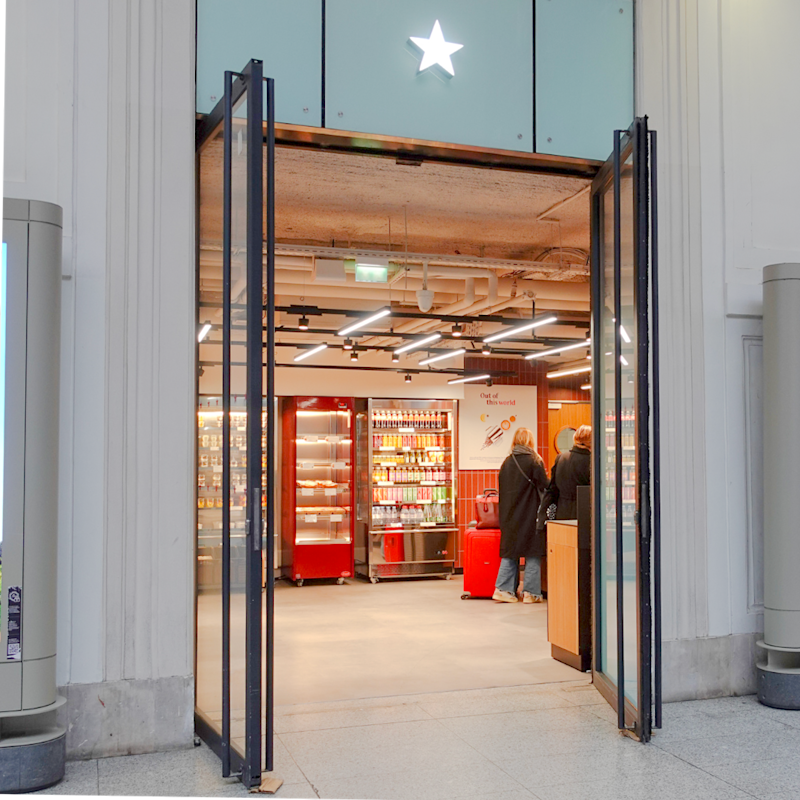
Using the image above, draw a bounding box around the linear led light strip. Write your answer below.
[418,348,466,366]
[294,343,328,362]
[447,373,491,385]
[336,307,391,337]
[394,332,442,355]
[525,339,590,360]
[198,323,212,342]
[546,365,592,379]
[482,315,557,344]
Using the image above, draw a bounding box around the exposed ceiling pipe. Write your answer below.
[271,269,587,301]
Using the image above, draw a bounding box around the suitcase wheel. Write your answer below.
[461,593,471,600]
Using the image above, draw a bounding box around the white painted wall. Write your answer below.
[4,0,197,736]
[639,0,800,693]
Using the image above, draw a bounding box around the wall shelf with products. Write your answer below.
[355,399,458,583]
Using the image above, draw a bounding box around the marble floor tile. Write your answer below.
[531,777,752,800]
[279,718,489,783]
[97,744,250,797]
[495,744,682,789]
[312,762,530,800]
[275,698,432,734]
[414,685,575,720]
[653,724,800,768]
[704,756,800,798]
[651,705,781,744]
[34,760,99,795]
[448,725,631,763]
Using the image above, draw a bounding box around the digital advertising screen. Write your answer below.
[0,242,6,628]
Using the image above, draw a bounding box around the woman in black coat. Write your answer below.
[493,427,549,604]
[536,424,591,533]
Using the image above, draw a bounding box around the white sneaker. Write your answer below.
[492,589,519,603]
[522,592,544,604]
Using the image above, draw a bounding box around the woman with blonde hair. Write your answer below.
[494,427,549,603]
[536,424,591,533]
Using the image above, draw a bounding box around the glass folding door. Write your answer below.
[196,59,275,787]
[590,118,660,741]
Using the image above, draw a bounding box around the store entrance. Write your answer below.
[194,63,660,785]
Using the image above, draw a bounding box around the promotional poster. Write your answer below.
[458,384,538,469]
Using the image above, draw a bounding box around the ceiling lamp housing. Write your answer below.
[337,307,391,337]
[482,315,557,344]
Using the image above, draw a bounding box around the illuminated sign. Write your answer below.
[409,20,463,77]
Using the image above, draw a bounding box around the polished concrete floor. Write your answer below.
[41,688,800,799]
[197,574,579,720]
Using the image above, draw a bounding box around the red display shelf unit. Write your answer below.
[280,396,355,585]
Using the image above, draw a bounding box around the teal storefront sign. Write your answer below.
[196,0,632,161]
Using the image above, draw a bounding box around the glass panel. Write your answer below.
[196,127,224,736]
[195,92,250,757]
[619,150,638,706]
[228,97,249,757]
[598,176,617,686]
[595,138,641,713]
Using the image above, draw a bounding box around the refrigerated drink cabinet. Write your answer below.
[281,397,355,585]
[355,399,457,582]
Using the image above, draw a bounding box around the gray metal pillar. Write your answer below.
[0,200,64,791]
[758,263,800,708]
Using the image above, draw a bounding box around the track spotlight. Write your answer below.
[486,378,493,387]
[298,316,310,331]
[392,353,400,363]
[481,343,491,355]
[405,373,412,383]
[343,338,354,351]
[451,324,463,338]
[350,349,358,362]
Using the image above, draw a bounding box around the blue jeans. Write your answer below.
[495,556,542,597]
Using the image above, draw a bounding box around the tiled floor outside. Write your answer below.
[39,680,800,799]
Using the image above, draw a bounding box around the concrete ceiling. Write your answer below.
[197,140,594,378]
[198,141,591,261]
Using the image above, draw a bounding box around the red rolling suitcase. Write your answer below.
[461,527,502,599]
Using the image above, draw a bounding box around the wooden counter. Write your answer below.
[546,519,591,671]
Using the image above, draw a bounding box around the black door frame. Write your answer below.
[589,118,661,742]
[196,94,660,768]
[195,59,276,788]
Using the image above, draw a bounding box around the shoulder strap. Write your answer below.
[511,453,535,485]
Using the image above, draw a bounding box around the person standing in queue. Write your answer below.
[493,427,549,604]
[536,424,591,533]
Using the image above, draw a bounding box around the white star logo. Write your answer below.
[409,20,464,77]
